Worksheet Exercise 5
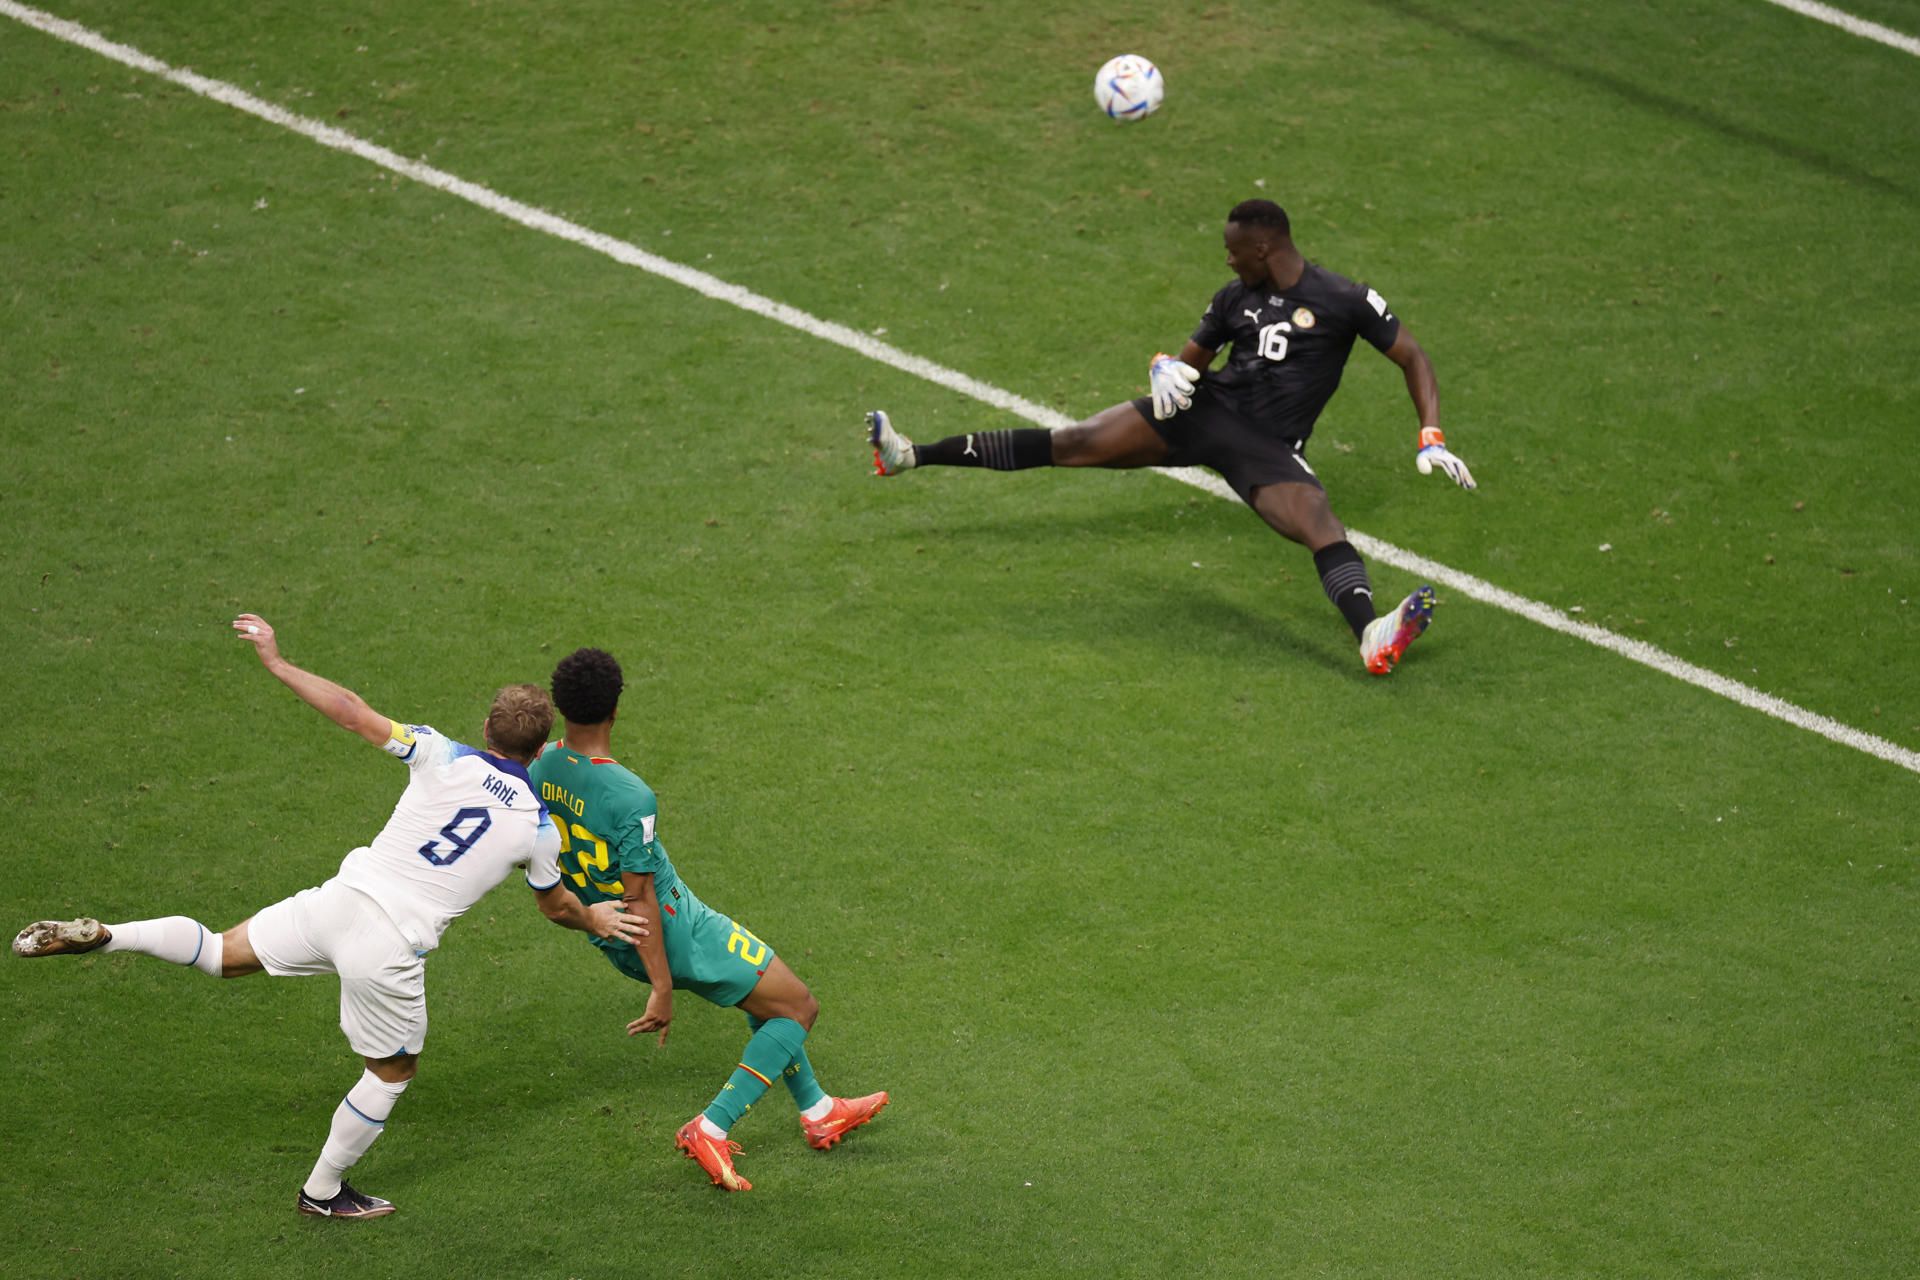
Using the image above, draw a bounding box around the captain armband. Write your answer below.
[380,721,422,761]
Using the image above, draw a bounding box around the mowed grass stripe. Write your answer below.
[5,0,1914,780]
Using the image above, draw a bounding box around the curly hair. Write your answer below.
[1227,198,1290,235]
[486,684,554,762]
[550,647,625,725]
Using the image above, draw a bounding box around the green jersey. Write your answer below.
[529,744,683,942]
[530,741,773,1007]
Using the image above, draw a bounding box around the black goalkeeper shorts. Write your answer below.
[1131,390,1323,504]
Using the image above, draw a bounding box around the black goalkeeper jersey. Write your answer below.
[1189,262,1402,440]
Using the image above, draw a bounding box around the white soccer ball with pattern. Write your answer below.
[1093,55,1163,123]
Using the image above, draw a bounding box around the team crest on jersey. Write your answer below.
[1292,307,1316,329]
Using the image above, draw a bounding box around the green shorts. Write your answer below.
[597,881,773,1008]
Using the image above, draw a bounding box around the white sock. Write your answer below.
[100,917,225,976]
[800,1096,835,1122]
[697,1114,729,1140]
[302,1070,410,1200]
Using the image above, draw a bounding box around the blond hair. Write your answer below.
[486,683,554,762]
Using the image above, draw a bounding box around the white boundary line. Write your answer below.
[5,0,1917,777]
[1760,0,1920,56]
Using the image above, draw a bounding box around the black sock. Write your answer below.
[914,429,1054,470]
[1313,540,1376,640]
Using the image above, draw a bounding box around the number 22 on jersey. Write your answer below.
[553,818,622,895]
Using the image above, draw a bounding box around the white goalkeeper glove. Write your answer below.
[1415,426,1476,490]
[1148,353,1199,421]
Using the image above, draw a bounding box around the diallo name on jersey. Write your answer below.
[541,780,588,817]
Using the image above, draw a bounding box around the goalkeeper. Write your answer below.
[864,197,1474,676]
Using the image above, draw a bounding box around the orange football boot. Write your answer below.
[675,1118,751,1191]
[801,1092,890,1151]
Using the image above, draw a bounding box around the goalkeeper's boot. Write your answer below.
[676,1118,752,1191]
[1359,585,1436,675]
[12,917,109,958]
[867,410,917,476]
[296,1181,396,1219]
[801,1091,890,1151]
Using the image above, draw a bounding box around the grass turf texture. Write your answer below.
[3,1,1917,1276]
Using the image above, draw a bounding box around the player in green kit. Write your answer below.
[529,647,888,1191]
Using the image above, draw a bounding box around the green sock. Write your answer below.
[747,1014,827,1111]
[703,1017,808,1132]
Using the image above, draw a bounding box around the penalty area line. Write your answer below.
[1160,467,1920,776]
[5,0,1916,779]
[1758,0,1920,58]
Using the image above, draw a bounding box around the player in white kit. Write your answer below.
[12,614,648,1219]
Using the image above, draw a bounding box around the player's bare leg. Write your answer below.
[1048,402,1174,468]
[215,917,266,976]
[1247,480,1435,674]
[1247,478,1347,549]
[866,401,1169,475]
[736,955,819,1027]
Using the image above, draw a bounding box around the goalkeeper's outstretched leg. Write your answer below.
[866,401,1170,477]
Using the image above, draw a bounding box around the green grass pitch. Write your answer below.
[3,1,1917,1276]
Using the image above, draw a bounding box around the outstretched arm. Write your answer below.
[1384,327,1440,428]
[1383,328,1474,490]
[532,883,651,944]
[231,614,393,745]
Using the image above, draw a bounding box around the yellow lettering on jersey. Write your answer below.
[540,781,587,817]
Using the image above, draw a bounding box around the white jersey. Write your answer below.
[334,722,562,953]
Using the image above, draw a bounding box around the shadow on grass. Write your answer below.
[942,564,1364,680]
[1128,578,1358,677]
[1361,0,1917,208]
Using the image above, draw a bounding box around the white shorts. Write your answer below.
[247,877,428,1059]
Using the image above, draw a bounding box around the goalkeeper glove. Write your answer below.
[1415,426,1476,490]
[1148,353,1198,421]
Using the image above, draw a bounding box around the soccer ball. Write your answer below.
[1093,55,1163,123]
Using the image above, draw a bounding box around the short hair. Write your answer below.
[486,683,554,762]
[550,647,625,726]
[1227,198,1290,235]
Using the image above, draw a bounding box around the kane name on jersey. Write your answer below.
[1190,262,1401,440]
[332,723,561,953]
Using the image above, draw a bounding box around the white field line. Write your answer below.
[0,1,1072,433]
[6,0,1917,778]
[1760,0,1920,56]
[1162,467,1920,775]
